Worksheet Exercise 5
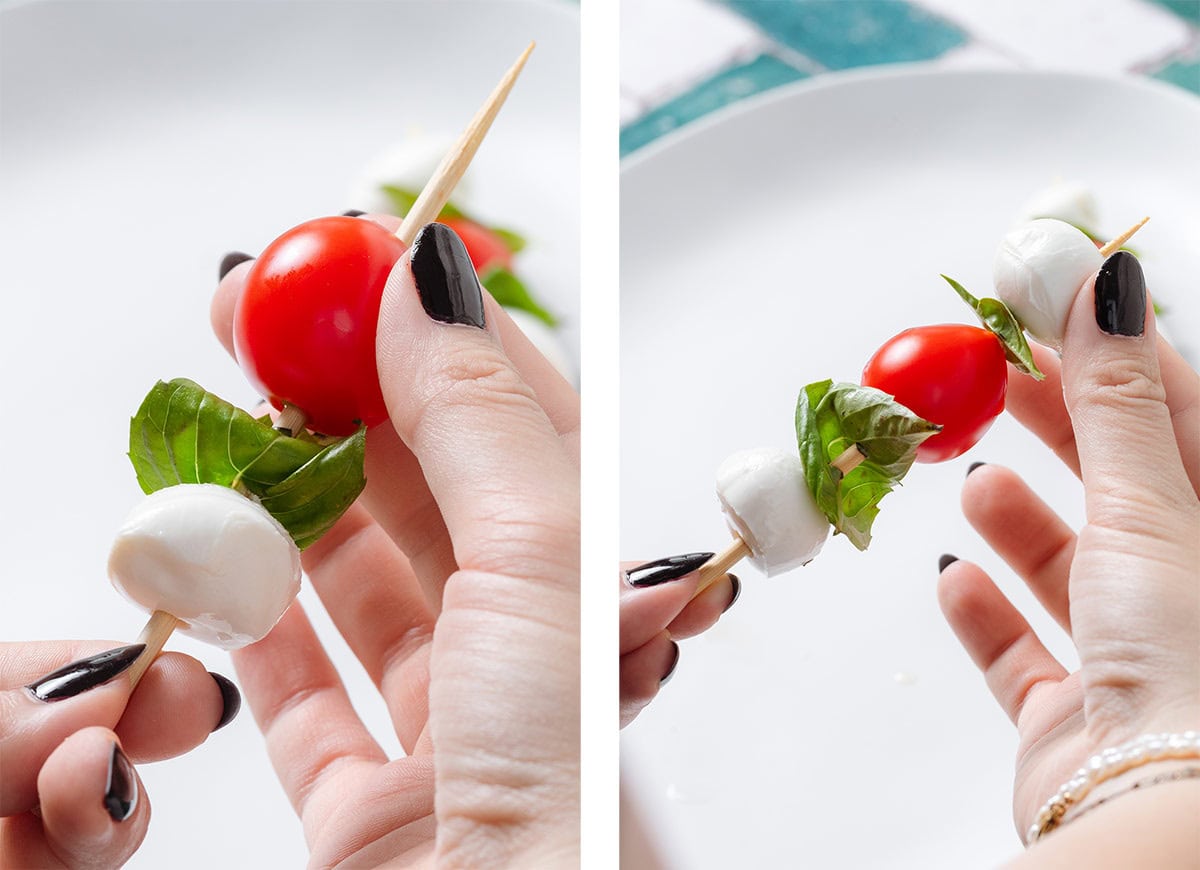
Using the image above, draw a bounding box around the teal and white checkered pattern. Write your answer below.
[621,0,1200,156]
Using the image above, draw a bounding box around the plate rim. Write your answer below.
[621,65,1200,174]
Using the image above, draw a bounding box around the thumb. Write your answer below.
[1061,251,1195,517]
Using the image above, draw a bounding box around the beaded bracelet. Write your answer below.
[1026,731,1200,844]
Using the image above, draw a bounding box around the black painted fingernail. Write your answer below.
[660,642,680,686]
[1095,251,1145,337]
[340,209,366,217]
[625,552,714,588]
[209,672,241,733]
[25,644,146,702]
[938,554,959,573]
[967,461,986,477]
[722,574,742,613]
[410,222,486,328]
[104,743,138,822]
[219,251,254,280]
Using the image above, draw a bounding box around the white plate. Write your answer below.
[0,3,576,868]
[621,69,1200,869]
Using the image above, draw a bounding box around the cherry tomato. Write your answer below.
[442,216,512,274]
[233,216,407,435]
[862,324,1007,463]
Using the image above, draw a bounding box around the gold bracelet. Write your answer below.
[1026,731,1200,844]
[1062,766,1200,828]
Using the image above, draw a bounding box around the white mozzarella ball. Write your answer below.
[345,132,474,216]
[993,218,1103,350]
[716,448,829,577]
[504,307,576,385]
[1014,181,1100,230]
[108,484,302,650]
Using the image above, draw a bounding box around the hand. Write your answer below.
[0,643,236,867]
[213,219,580,867]
[937,253,1200,837]
[620,556,739,727]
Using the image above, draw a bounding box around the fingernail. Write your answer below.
[967,461,986,477]
[1095,251,1145,337]
[410,222,486,328]
[938,554,959,573]
[219,251,254,280]
[340,209,366,217]
[722,574,742,613]
[25,644,146,702]
[104,743,138,822]
[209,672,241,733]
[660,642,680,686]
[625,552,714,588]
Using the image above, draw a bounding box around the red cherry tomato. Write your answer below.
[862,324,1008,463]
[233,216,407,435]
[441,216,512,274]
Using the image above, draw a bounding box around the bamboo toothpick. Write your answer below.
[274,43,534,438]
[694,536,752,597]
[126,610,181,691]
[395,41,534,246]
[1099,216,1149,257]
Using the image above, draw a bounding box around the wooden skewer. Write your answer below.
[279,42,535,438]
[832,445,866,475]
[126,610,180,691]
[1099,216,1149,257]
[396,41,534,246]
[694,536,752,597]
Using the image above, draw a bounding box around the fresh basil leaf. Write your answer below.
[481,266,558,327]
[943,274,1045,381]
[795,380,940,551]
[379,184,465,220]
[491,226,527,254]
[129,379,366,549]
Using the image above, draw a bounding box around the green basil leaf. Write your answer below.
[481,266,558,327]
[129,379,366,549]
[795,380,940,551]
[943,274,1045,381]
[491,226,527,254]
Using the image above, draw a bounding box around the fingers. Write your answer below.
[0,644,231,816]
[1006,329,1199,495]
[937,559,1067,724]
[961,465,1076,633]
[300,502,435,752]
[375,223,578,601]
[38,729,149,870]
[231,603,386,842]
[619,558,738,654]
[620,632,679,729]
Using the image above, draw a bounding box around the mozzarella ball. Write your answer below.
[1014,180,1099,230]
[108,484,302,650]
[993,218,1103,350]
[716,448,829,576]
[345,132,474,216]
[504,307,575,385]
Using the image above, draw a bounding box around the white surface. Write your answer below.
[0,2,577,867]
[621,69,1200,869]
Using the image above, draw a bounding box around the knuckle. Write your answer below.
[425,345,537,421]
[1068,358,1165,420]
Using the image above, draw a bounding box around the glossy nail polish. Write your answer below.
[1095,251,1145,337]
[625,552,714,588]
[25,644,146,702]
[410,223,486,328]
[104,743,138,822]
[219,251,254,281]
[938,554,959,573]
[660,642,680,686]
[340,209,366,217]
[722,574,742,613]
[967,461,986,477]
[209,672,241,733]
